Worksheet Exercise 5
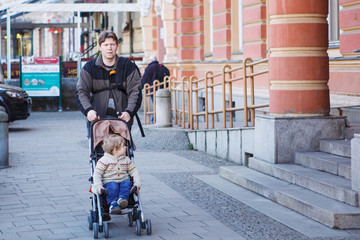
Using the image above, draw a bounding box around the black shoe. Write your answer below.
[103,214,111,221]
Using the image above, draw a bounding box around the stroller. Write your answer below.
[87,118,151,239]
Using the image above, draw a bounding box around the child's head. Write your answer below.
[102,134,126,155]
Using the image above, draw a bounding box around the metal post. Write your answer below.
[7,9,11,81]
[77,11,81,53]
[0,24,2,63]
[77,11,81,80]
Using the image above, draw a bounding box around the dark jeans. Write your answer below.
[103,179,131,204]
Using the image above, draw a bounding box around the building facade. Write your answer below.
[140,0,360,103]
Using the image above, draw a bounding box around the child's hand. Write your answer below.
[130,186,140,194]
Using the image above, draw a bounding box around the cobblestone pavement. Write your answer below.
[1,111,360,240]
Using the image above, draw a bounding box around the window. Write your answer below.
[231,0,243,54]
[238,0,243,51]
[210,0,213,52]
[328,0,339,47]
[204,0,214,56]
[15,30,33,58]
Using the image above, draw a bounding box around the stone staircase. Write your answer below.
[220,128,360,229]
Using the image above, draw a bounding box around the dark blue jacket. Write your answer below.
[141,61,161,88]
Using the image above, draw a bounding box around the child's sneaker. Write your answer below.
[117,198,128,209]
[109,202,121,214]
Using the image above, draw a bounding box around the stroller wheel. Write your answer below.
[88,214,93,230]
[93,222,99,239]
[103,222,109,238]
[128,212,133,227]
[145,219,152,235]
[135,219,142,236]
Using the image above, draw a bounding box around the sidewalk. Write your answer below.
[1,111,360,240]
[0,111,241,240]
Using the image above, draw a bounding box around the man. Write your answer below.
[76,31,142,130]
[141,55,160,89]
[141,56,161,123]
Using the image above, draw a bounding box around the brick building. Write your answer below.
[140,0,360,104]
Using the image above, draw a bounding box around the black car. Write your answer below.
[0,83,31,122]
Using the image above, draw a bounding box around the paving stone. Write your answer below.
[32,222,67,231]
[18,229,53,238]
[0,232,21,240]
[2,112,360,240]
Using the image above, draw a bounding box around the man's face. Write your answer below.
[99,38,118,61]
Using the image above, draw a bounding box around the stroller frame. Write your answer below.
[86,118,151,239]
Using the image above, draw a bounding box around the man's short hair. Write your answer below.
[98,31,118,46]
[102,134,125,154]
[149,55,157,62]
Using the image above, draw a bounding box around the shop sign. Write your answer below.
[20,56,61,97]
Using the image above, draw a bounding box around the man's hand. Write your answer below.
[97,187,106,194]
[87,110,100,122]
[118,112,131,122]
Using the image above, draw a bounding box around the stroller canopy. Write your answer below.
[92,120,131,151]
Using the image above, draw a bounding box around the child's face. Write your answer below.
[114,141,127,158]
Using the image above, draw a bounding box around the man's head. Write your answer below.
[98,31,119,64]
[98,31,118,46]
[149,55,157,62]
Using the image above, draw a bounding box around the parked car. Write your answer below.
[0,67,31,122]
[0,84,31,122]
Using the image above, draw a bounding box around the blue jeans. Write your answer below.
[103,179,131,204]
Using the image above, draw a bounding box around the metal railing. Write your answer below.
[331,104,360,116]
[143,59,360,129]
[187,57,269,129]
[143,77,169,124]
[143,57,270,129]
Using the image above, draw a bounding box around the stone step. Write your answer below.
[319,139,351,158]
[295,151,351,179]
[196,174,356,238]
[248,157,358,207]
[220,166,360,229]
[344,123,360,139]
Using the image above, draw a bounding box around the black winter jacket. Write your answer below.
[75,54,142,121]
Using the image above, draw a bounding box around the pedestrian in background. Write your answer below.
[141,55,161,123]
[75,31,142,135]
[141,55,161,90]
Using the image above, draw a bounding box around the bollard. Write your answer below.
[0,106,9,168]
[155,89,172,127]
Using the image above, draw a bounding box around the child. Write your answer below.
[93,134,141,214]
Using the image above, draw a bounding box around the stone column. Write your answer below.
[0,106,9,168]
[269,0,330,115]
[254,1,346,164]
[140,8,157,60]
[161,1,177,63]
